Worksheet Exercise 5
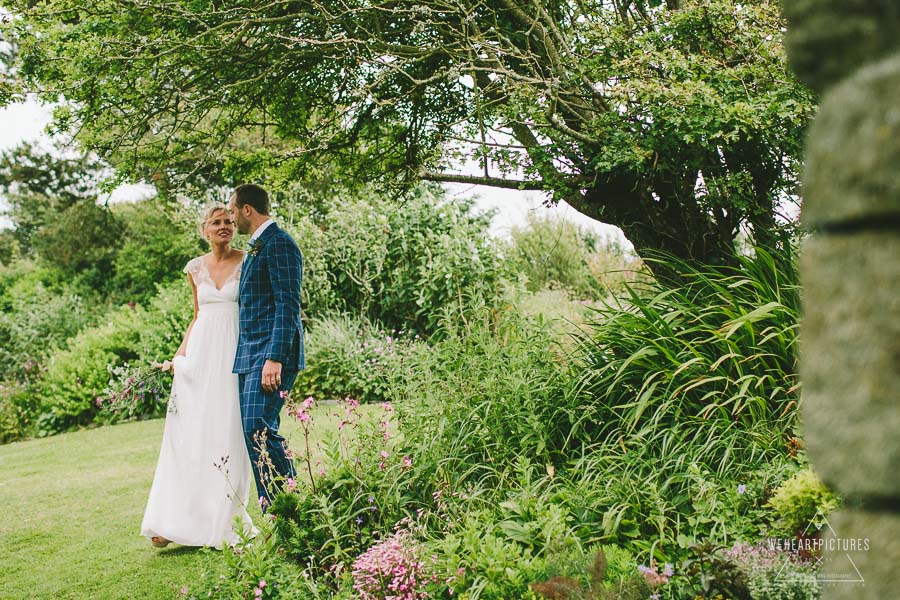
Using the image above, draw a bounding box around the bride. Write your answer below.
[141,203,256,549]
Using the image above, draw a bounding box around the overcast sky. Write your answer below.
[0,96,628,245]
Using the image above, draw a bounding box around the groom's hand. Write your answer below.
[261,359,283,393]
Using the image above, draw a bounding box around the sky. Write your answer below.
[0,96,629,246]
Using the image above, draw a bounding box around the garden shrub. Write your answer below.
[190,518,316,599]
[293,313,421,403]
[0,261,104,441]
[33,279,194,435]
[431,510,549,600]
[574,246,800,440]
[351,529,433,600]
[676,543,752,600]
[746,564,819,600]
[110,201,203,304]
[585,236,647,297]
[766,468,839,538]
[283,185,506,334]
[134,280,194,361]
[34,304,145,434]
[506,213,610,300]
[0,262,102,382]
[0,380,34,443]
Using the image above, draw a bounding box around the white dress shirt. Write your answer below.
[249,219,275,245]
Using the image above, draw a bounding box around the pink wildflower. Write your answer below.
[351,531,430,600]
[637,564,670,588]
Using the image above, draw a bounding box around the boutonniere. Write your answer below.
[247,238,265,258]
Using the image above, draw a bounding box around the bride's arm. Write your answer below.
[174,272,200,359]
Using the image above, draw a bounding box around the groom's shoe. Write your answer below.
[151,536,171,548]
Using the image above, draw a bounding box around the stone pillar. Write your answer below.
[784,2,900,597]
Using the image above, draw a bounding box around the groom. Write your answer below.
[230,183,305,508]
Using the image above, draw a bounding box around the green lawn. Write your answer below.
[0,410,340,599]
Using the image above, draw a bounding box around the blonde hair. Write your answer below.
[199,202,231,242]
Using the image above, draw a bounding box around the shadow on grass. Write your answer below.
[153,545,215,557]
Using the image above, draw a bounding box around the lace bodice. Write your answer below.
[183,256,242,304]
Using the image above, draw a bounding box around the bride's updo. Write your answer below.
[199,202,231,244]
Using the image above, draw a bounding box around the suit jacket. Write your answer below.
[233,222,306,374]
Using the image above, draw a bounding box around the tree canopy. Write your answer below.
[3,0,814,266]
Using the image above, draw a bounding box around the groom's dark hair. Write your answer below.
[232,183,270,215]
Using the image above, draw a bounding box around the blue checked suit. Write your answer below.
[234,222,305,505]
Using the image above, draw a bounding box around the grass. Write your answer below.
[0,408,343,599]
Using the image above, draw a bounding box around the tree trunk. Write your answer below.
[570,175,740,286]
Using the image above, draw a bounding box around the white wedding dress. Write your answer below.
[141,256,256,548]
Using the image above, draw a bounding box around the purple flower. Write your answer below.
[737,484,747,495]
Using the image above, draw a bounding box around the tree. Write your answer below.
[0,142,108,256]
[4,0,814,271]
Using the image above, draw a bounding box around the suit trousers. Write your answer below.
[238,369,299,509]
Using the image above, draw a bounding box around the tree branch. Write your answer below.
[420,171,547,191]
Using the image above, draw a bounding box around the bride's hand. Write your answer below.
[151,360,175,374]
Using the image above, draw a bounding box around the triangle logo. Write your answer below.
[772,509,866,584]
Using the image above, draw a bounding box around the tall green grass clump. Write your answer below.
[564,247,802,547]
[574,246,799,440]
